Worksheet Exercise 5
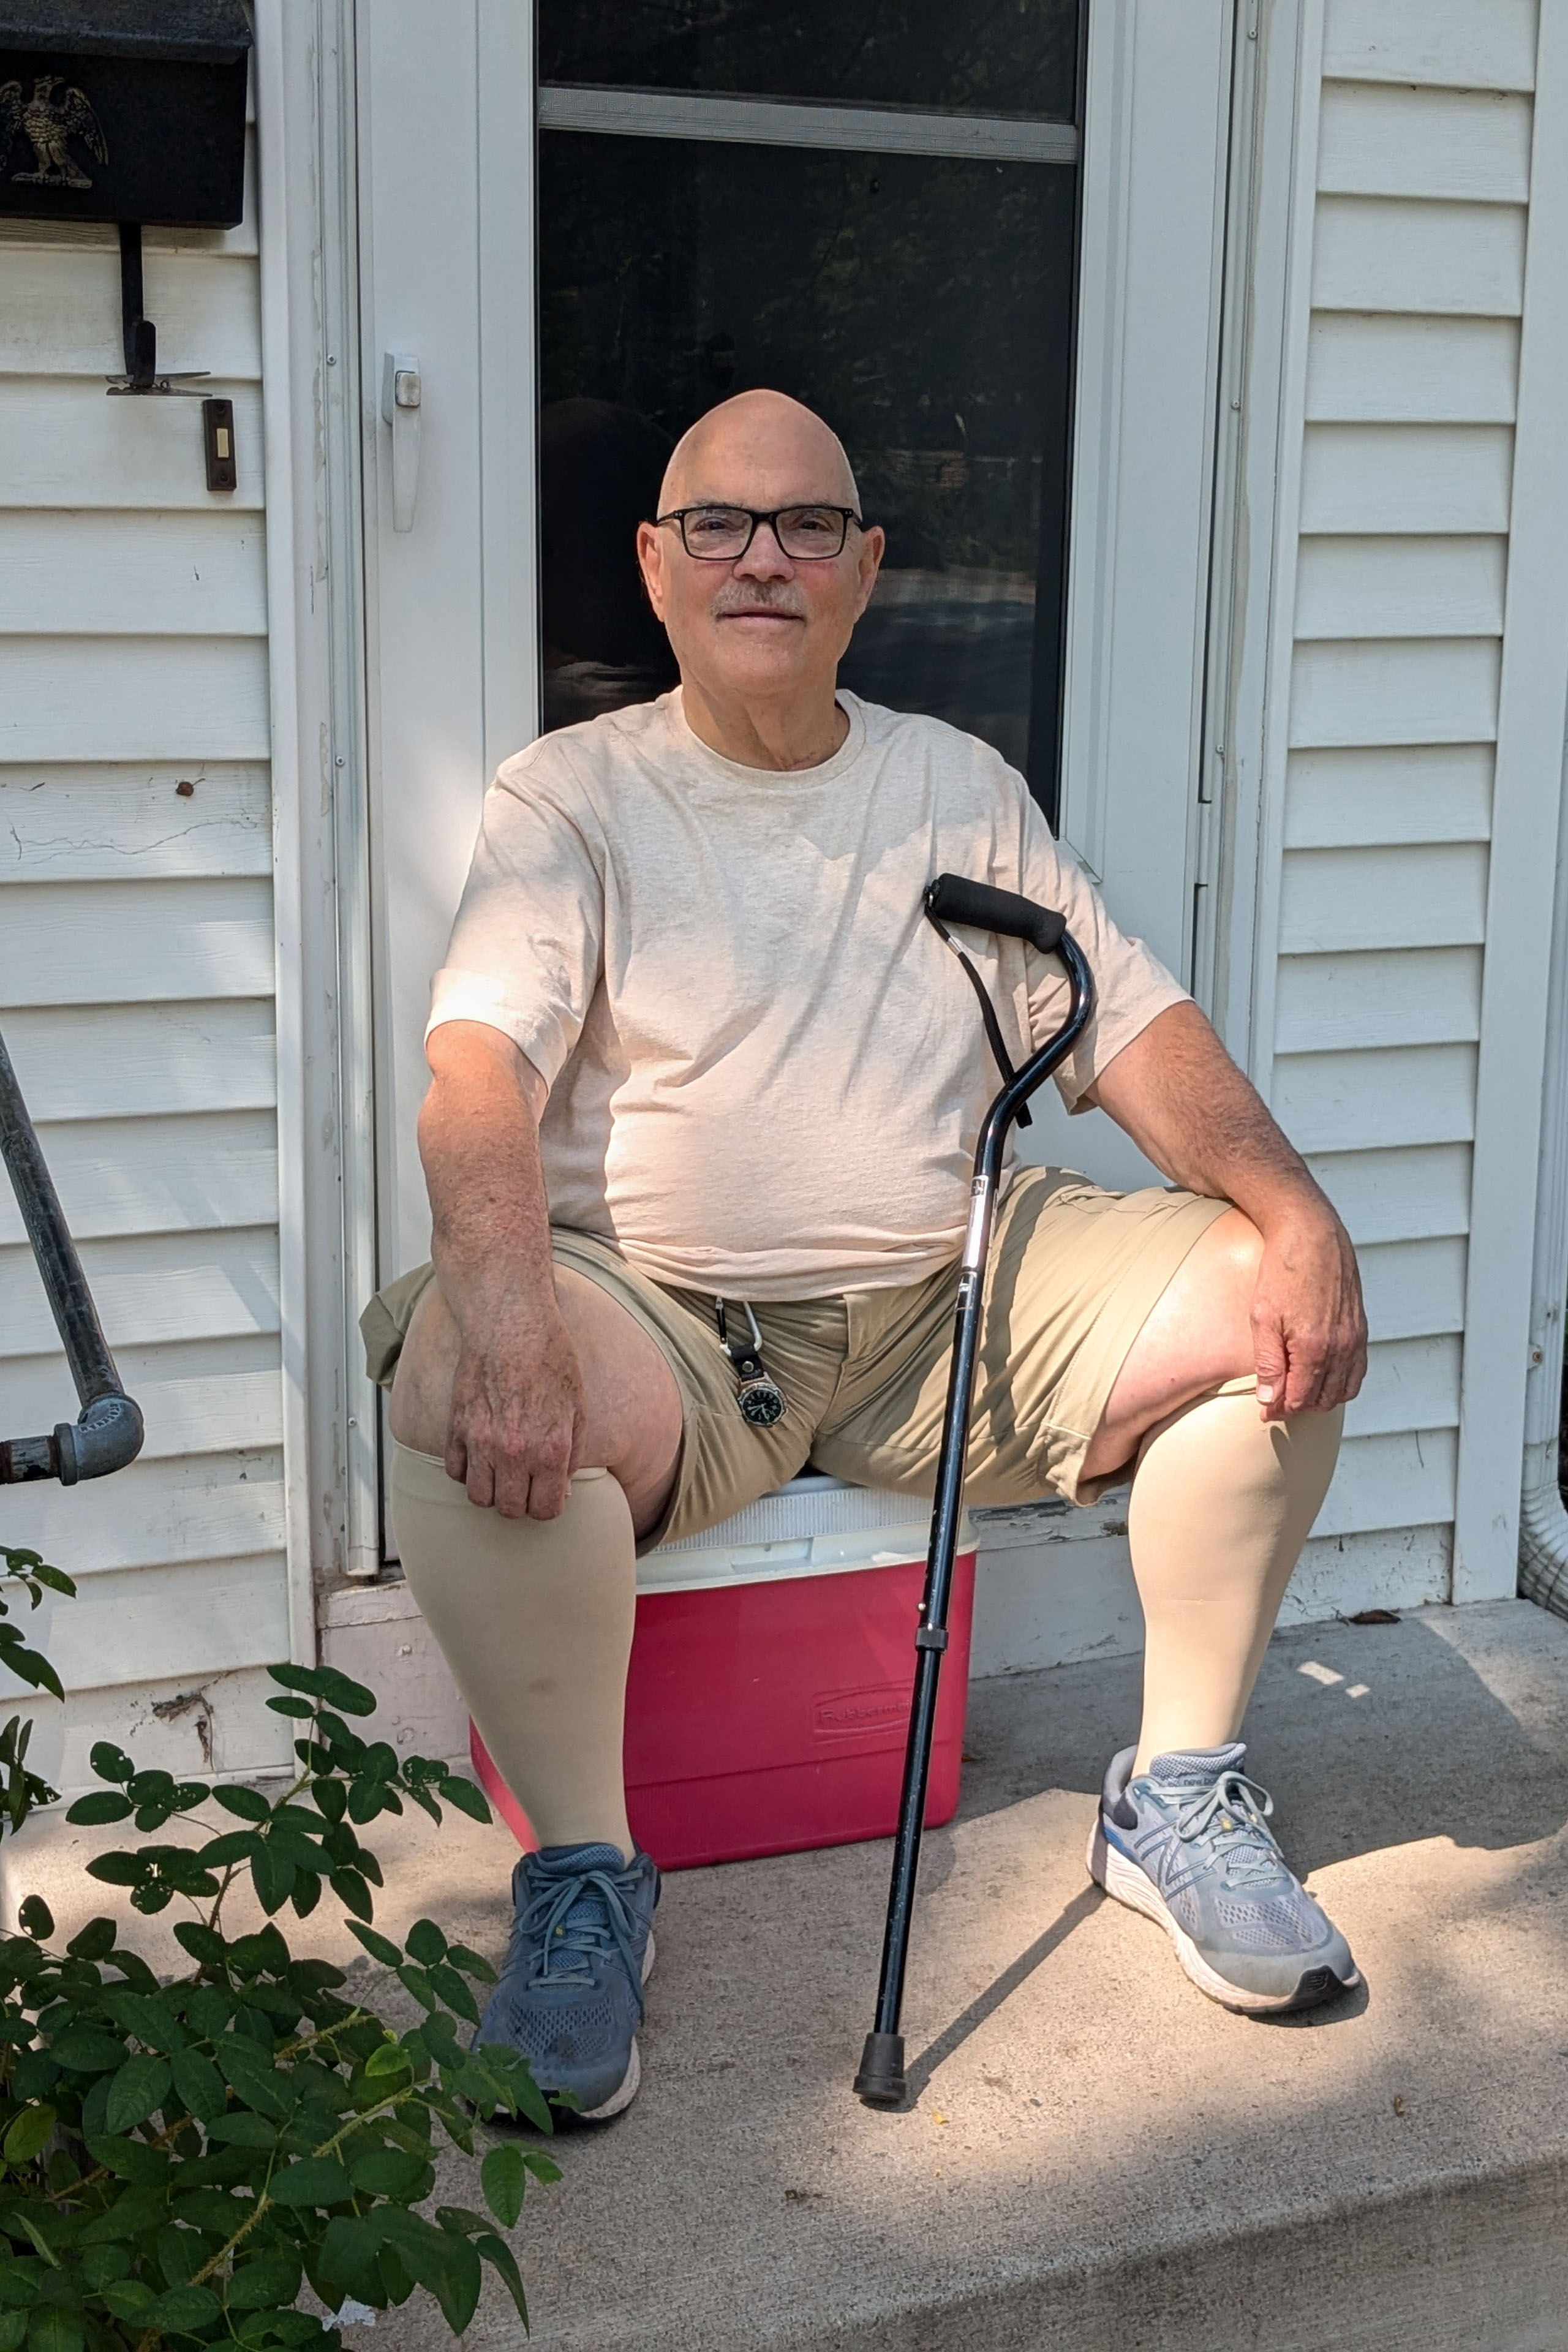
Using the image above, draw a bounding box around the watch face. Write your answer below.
[739,1381,786,1428]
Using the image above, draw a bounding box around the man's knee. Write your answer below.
[387,1279,460,1455]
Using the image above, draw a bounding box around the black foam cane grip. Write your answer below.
[925,874,1066,957]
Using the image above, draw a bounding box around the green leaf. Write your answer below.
[362,2042,412,2082]
[224,2244,303,2310]
[172,1921,226,1969]
[212,2037,290,2122]
[446,1942,497,1986]
[81,1856,143,1890]
[22,1566,72,1600]
[46,2030,124,2075]
[213,1784,271,1823]
[24,2311,83,2352]
[268,2155,350,2207]
[13,1903,50,1947]
[87,1746,133,1785]
[1,2109,54,2166]
[74,2186,169,2244]
[480,2141,526,2229]
[62,1795,132,1828]
[403,1919,447,1967]
[249,1842,296,1917]
[0,2314,24,2352]
[203,2113,277,2148]
[195,1830,261,1869]
[146,2284,222,2331]
[169,2049,225,2125]
[93,2282,154,2324]
[427,1962,480,2026]
[479,2045,554,2133]
[394,1964,436,2014]
[104,2053,171,2135]
[524,2148,562,2185]
[82,2133,168,2185]
[62,1921,115,1964]
[74,2246,129,2291]
[314,2215,380,2298]
[265,1697,314,1720]
[476,2232,529,2326]
[349,2149,429,2200]
[328,1869,372,1922]
[100,1989,182,2051]
[369,2207,480,2332]
[270,1663,377,1719]
[437,1774,491,1825]
[432,2230,482,2335]
[0,1646,62,1706]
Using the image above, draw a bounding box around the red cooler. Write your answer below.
[471,1476,977,1871]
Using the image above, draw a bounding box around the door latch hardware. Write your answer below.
[381,352,422,531]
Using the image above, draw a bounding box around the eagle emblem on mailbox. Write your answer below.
[0,74,108,190]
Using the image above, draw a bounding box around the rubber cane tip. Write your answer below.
[853,2030,907,2108]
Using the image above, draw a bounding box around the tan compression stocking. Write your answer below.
[390,1441,636,1860]
[1126,1381,1343,1774]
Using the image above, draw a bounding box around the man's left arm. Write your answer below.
[1082,1000,1367,1420]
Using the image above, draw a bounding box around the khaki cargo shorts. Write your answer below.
[362,1167,1232,1550]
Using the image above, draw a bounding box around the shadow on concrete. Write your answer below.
[951,1608,1568,1880]
[903,1882,1103,2103]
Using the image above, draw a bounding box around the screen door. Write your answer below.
[534,0,1084,813]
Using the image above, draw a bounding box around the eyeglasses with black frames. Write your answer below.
[655,504,864,560]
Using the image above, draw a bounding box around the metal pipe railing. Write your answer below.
[0,1028,143,1486]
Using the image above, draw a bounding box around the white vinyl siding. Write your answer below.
[1276,0,1537,1608]
[0,113,293,1795]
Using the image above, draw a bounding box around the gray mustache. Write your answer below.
[711,586,807,617]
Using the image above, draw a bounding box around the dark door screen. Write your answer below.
[537,2,1083,817]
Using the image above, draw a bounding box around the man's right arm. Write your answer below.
[418,1020,586,1518]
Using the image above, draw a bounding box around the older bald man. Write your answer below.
[364,391,1366,2120]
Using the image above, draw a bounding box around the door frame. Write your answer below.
[274,0,1306,1584]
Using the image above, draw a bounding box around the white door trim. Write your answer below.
[1200,0,1321,1076]
[255,0,322,1654]
[256,0,382,1621]
[1057,0,1234,974]
[1454,0,1568,1603]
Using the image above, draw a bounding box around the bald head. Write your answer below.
[658,390,859,516]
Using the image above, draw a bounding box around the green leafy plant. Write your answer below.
[0,1542,557,2348]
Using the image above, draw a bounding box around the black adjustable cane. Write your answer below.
[0,1027,143,1487]
[853,875,1093,2108]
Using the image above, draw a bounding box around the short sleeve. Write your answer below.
[425,748,605,1091]
[1016,788,1189,1111]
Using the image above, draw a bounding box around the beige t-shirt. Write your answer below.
[428,690,1186,1300]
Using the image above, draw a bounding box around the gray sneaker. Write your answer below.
[1086,1743,1359,2014]
[473,1842,659,2119]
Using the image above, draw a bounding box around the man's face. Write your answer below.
[636,404,884,710]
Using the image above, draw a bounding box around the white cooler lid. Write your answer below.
[638,1472,969,1594]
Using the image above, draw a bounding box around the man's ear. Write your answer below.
[636,520,668,622]
[853,524,886,619]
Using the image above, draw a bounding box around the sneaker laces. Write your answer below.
[521,1864,647,2013]
[1170,1769,1284,1891]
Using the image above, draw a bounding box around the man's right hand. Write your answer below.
[445,1298,587,1519]
[417,1022,584,1518]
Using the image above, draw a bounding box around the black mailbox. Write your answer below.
[0,1,251,228]
[0,2,252,398]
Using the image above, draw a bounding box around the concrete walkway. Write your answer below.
[437,1599,1568,2351]
[13,1599,1568,2348]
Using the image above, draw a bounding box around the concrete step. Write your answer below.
[9,1599,1568,2348]
[414,1599,1568,2351]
